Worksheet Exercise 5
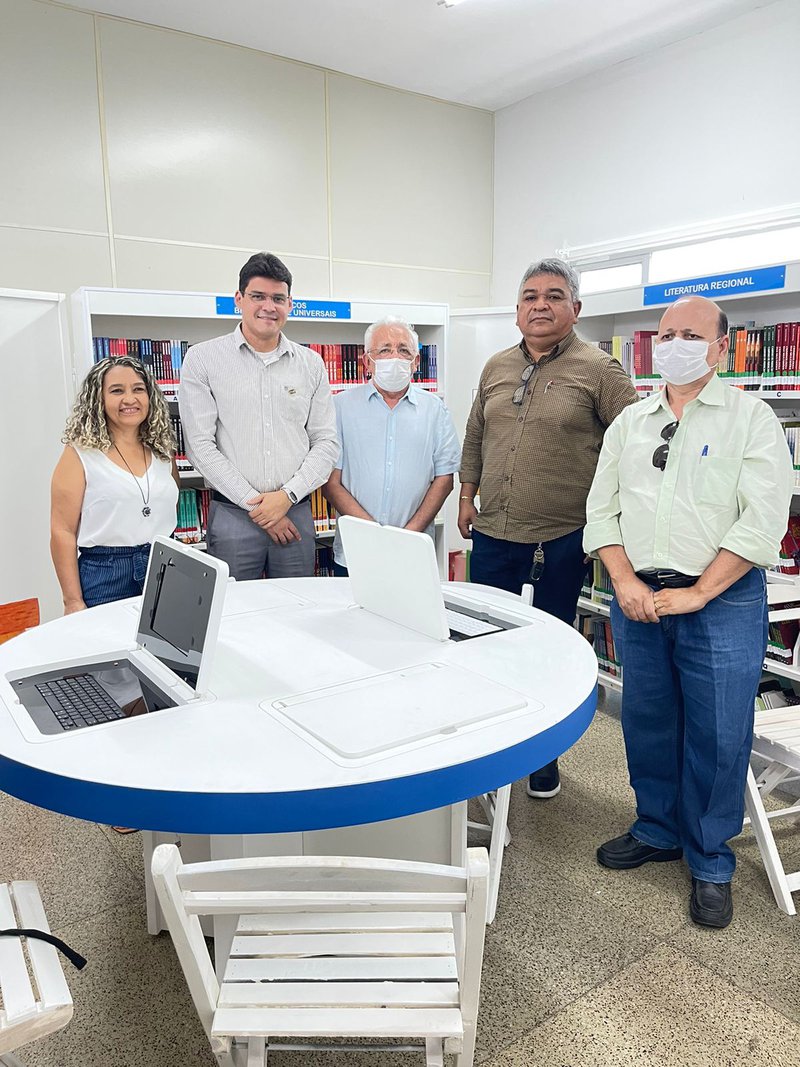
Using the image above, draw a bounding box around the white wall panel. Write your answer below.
[333,261,490,309]
[0,228,112,297]
[1,0,108,233]
[99,19,329,257]
[114,239,331,297]
[492,0,800,299]
[328,75,493,275]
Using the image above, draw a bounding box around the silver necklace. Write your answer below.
[113,442,152,517]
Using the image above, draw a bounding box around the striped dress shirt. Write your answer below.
[179,325,338,509]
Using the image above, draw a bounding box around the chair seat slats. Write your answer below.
[230,931,456,960]
[211,1006,463,1040]
[225,955,458,982]
[0,884,37,1025]
[235,911,453,934]
[218,980,461,1009]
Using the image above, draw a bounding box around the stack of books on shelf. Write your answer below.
[93,336,187,400]
[170,413,193,471]
[173,487,209,546]
[782,423,800,487]
[578,615,622,680]
[775,517,800,576]
[310,488,336,535]
[755,679,800,712]
[314,544,336,576]
[303,343,438,392]
[583,560,614,605]
[597,332,659,394]
[767,619,799,666]
[720,321,800,391]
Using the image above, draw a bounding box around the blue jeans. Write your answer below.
[78,544,152,607]
[611,567,768,882]
[469,527,590,626]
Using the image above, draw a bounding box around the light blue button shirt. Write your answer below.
[333,384,461,566]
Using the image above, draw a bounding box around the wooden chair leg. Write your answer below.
[486,784,511,924]
[744,765,796,916]
[425,1037,444,1066]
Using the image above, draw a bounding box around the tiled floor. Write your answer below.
[4,692,800,1066]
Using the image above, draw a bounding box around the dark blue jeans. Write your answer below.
[611,567,768,882]
[469,527,590,626]
[78,544,152,607]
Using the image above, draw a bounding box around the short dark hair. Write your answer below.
[238,252,293,295]
[718,308,728,337]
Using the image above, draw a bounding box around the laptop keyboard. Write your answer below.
[35,674,125,730]
[444,608,503,638]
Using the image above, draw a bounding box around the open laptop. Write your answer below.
[5,537,228,738]
[338,515,529,642]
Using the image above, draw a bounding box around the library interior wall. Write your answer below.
[491,0,800,302]
[0,0,493,308]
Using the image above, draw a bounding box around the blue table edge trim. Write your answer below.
[0,686,597,834]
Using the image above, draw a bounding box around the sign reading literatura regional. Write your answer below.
[643,265,786,306]
[215,297,352,319]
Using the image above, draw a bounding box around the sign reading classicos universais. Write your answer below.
[643,265,786,306]
[215,297,352,319]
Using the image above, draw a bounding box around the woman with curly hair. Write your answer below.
[50,356,180,612]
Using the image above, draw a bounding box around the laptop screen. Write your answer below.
[136,540,223,690]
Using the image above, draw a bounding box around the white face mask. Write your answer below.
[652,336,721,386]
[371,357,414,392]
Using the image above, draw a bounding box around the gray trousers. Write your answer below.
[206,498,316,580]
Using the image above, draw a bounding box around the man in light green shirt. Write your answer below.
[584,294,793,929]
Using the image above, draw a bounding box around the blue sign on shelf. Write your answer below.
[643,265,786,306]
[215,297,352,320]
[290,300,351,320]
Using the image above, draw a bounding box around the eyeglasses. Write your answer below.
[243,291,290,306]
[512,363,536,405]
[368,345,417,361]
[652,420,679,471]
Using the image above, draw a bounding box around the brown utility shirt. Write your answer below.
[460,330,638,543]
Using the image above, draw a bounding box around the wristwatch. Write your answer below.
[282,486,299,505]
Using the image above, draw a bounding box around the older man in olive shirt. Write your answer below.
[459,257,637,799]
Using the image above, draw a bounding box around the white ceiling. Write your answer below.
[66,0,775,111]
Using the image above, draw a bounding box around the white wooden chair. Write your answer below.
[743,707,800,915]
[152,844,489,1067]
[0,882,74,1066]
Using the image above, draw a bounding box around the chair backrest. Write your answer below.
[0,881,73,1055]
[151,846,489,1042]
[0,599,39,645]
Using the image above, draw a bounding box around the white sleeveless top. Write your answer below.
[74,446,179,548]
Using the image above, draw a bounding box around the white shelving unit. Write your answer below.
[70,288,450,572]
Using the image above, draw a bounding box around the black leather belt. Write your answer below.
[636,569,699,589]
[210,490,310,507]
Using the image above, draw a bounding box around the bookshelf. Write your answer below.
[70,288,450,572]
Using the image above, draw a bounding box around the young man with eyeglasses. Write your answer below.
[179,252,338,579]
[322,316,460,576]
[459,258,637,799]
[584,294,793,928]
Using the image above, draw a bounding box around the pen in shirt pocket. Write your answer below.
[700,444,709,457]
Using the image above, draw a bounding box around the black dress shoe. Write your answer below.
[597,832,683,870]
[526,759,561,799]
[690,878,733,928]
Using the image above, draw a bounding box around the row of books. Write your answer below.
[310,488,336,534]
[766,620,799,666]
[169,415,194,471]
[598,333,659,392]
[777,516,800,576]
[581,559,613,605]
[782,424,800,486]
[314,544,337,577]
[722,322,800,391]
[577,615,621,679]
[93,335,440,392]
[303,342,439,389]
[173,488,210,546]
[756,679,800,711]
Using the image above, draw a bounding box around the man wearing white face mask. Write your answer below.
[584,294,793,929]
[322,316,461,575]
